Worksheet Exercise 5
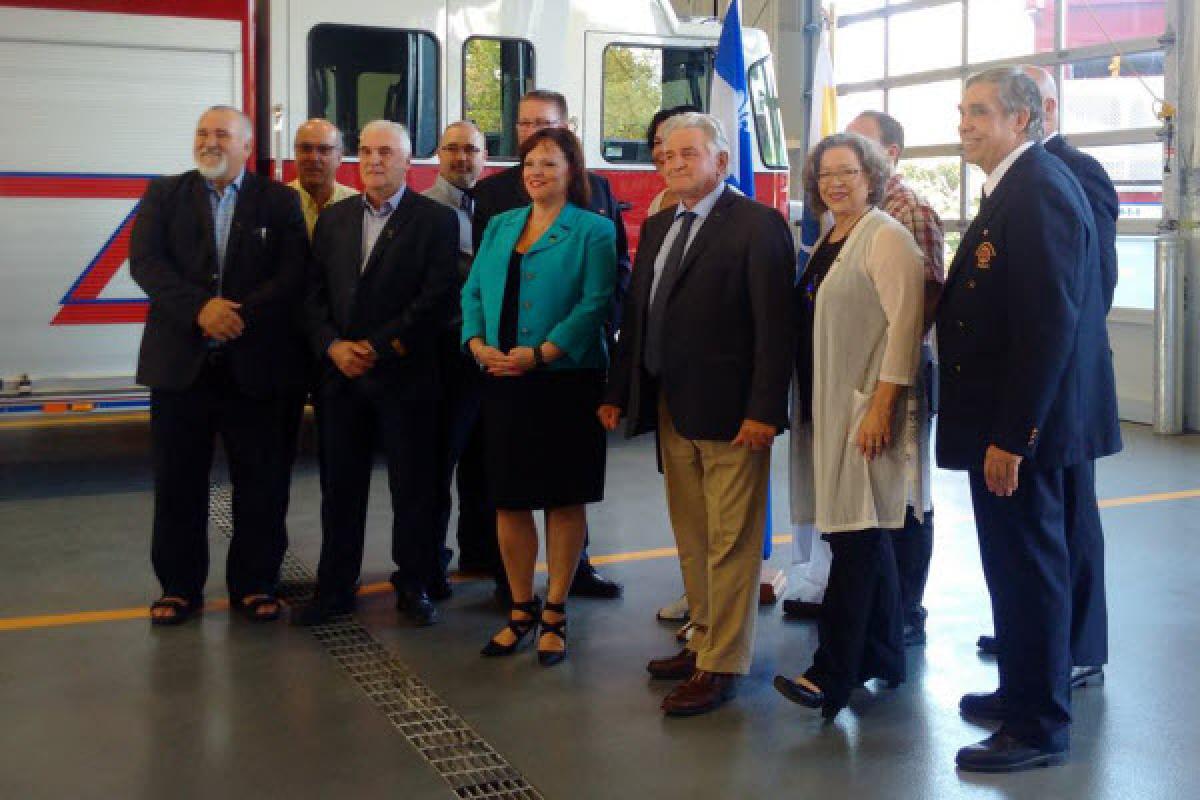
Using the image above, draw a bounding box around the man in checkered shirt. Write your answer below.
[848,110,945,647]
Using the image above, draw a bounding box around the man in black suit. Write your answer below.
[600,112,794,716]
[297,120,459,627]
[939,68,1121,771]
[974,67,1120,690]
[469,89,630,600]
[131,105,309,625]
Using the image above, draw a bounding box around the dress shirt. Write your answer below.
[361,185,406,271]
[431,175,474,255]
[649,181,727,305]
[288,178,358,238]
[982,140,1035,198]
[882,174,945,284]
[205,168,244,293]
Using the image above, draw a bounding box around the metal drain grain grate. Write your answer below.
[209,485,545,800]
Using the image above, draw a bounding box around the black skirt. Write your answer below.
[481,368,606,510]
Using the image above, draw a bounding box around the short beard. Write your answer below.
[195,151,229,180]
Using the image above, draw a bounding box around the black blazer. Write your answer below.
[1045,133,1120,312]
[604,187,795,441]
[129,170,309,396]
[472,164,632,330]
[306,189,459,384]
[936,144,1121,470]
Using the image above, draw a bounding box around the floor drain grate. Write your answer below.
[209,484,545,800]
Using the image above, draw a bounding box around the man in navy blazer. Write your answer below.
[130,106,309,625]
[974,66,1122,687]
[938,68,1120,772]
[298,120,459,627]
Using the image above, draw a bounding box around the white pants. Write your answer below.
[789,522,831,602]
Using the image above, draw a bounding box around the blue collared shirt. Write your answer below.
[648,182,727,305]
[361,185,407,271]
[205,168,245,294]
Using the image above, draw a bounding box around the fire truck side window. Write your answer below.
[748,57,787,169]
[463,37,535,161]
[601,44,712,163]
[308,24,440,158]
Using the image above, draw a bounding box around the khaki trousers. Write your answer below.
[658,396,769,675]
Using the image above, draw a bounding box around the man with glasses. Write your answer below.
[289,118,358,238]
[469,89,631,601]
[422,121,497,597]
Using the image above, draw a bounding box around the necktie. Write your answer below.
[644,211,698,376]
[460,189,474,214]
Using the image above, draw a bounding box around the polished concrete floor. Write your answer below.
[1,417,1198,799]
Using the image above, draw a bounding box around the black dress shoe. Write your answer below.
[959,690,1006,721]
[291,592,356,627]
[428,576,453,602]
[569,564,622,599]
[396,589,438,626]
[956,729,1067,772]
[1070,665,1104,690]
[977,634,999,655]
[782,597,822,620]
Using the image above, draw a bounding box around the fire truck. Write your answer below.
[0,0,789,414]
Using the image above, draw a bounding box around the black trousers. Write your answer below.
[150,357,289,602]
[1064,460,1107,667]
[893,507,934,628]
[314,373,438,597]
[809,529,905,704]
[970,465,1071,751]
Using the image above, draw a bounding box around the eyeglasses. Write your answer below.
[440,144,482,155]
[296,143,339,155]
[516,118,563,130]
[817,168,862,184]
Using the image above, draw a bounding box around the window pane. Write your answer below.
[308,24,439,157]
[888,79,960,147]
[749,57,787,169]
[464,38,534,160]
[833,19,884,85]
[1112,235,1155,310]
[888,3,962,78]
[1076,142,1163,220]
[602,45,711,164]
[1065,0,1167,48]
[968,0,1057,62]
[898,156,961,221]
[965,162,985,218]
[836,90,883,136]
[1061,52,1165,134]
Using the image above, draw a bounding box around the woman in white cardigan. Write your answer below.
[773,132,925,719]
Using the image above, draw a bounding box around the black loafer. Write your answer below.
[428,576,453,602]
[1070,665,1104,690]
[976,634,999,655]
[291,592,356,627]
[959,690,1006,721]
[396,589,438,626]
[956,729,1067,772]
[569,564,622,599]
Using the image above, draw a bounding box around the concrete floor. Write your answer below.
[0,417,1197,799]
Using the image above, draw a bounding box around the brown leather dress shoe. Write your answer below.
[647,648,697,680]
[661,670,738,716]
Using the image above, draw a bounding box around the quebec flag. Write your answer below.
[711,0,755,199]
[797,24,837,272]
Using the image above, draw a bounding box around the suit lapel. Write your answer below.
[663,186,734,301]
[360,189,415,280]
[190,173,218,269]
[524,204,576,256]
[225,173,260,276]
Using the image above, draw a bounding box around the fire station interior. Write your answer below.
[2,1,1198,798]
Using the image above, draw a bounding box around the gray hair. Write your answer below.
[658,112,731,177]
[201,105,253,140]
[359,120,412,156]
[802,132,892,216]
[966,67,1045,140]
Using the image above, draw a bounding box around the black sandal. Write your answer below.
[149,596,201,627]
[234,594,282,622]
[481,597,542,657]
[537,602,568,667]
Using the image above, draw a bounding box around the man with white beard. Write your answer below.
[131,105,310,626]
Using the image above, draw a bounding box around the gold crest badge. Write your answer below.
[975,241,996,269]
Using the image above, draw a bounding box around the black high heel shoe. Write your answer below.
[536,602,568,667]
[481,597,541,657]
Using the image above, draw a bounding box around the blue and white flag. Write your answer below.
[711,0,755,199]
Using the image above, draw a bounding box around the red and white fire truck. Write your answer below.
[0,0,789,413]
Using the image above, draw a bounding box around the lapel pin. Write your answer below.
[975,241,996,269]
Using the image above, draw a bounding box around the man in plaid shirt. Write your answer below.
[848,111,945,647]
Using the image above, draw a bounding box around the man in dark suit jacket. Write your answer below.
[600,113,794,717]
[297,120,458,627]
[130,105,309,625]
[973,67,1122,680]
[939,69,1121,772]
[468,89,630,600]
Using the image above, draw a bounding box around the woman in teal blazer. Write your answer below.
[461,127,616,666]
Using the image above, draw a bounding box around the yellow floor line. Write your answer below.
[2,489,1197,634]
[0,411,149,430]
